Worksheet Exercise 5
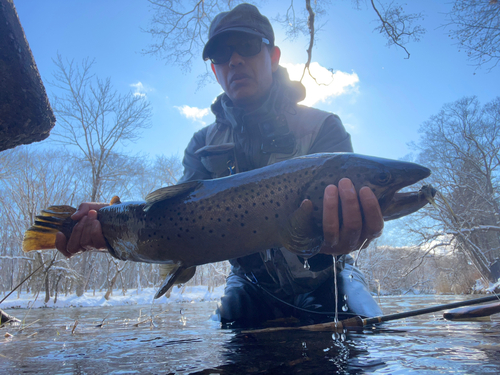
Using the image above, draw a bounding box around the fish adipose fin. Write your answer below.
[22,205,77,252]
[280,201,323,258]
[144,181,201,211]
[154,264,196,299]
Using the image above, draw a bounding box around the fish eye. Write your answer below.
[377,171,391,185]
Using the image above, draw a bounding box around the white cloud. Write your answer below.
[281,62,359,107]
[130,81,148,97]
[175,105,211,127]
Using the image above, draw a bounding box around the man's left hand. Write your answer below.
[320,178,384,255]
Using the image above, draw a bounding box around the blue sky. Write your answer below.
[14,0,500,162]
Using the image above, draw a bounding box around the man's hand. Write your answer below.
[320,178,384,255]
[55,202,109,258]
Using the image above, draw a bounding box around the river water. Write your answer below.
[2,295,500,374]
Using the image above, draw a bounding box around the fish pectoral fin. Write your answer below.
[280,201,322,257]
[154,265,196,299]
[144,181,201,211]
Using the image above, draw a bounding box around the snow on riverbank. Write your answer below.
[1,285,225,309]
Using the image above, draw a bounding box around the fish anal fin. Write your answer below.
[154,265,196,299]
[145,181,201,211]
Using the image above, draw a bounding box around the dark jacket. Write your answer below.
[179,67,353,297]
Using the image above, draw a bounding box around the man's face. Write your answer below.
[210,33,280,111]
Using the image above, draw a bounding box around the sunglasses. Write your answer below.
[209,37,270,65]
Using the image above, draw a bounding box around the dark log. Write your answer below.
[0,0,55,152]
[0,308,20,324]
[443,301,500,321]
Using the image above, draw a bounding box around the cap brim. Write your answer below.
[202,28,267,61]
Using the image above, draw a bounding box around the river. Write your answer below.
[2,295,499,374]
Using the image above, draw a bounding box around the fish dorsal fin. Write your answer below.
[144,180,201,211]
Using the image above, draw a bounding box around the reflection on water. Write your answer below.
[1,295,499,374]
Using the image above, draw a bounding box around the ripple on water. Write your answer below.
[1,297,500,374]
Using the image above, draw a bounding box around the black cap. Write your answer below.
[202,4,275,61]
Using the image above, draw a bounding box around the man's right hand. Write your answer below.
[55,202,109,258]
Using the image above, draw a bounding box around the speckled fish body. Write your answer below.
[97,153,432,267]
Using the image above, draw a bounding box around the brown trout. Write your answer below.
[23,153,434,298]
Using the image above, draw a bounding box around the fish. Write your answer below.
[22,153,434,298]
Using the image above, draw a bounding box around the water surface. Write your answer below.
[2,295,499,374]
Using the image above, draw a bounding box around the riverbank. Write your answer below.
[1,285,225,309]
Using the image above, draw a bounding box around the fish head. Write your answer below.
[319,153,432,219]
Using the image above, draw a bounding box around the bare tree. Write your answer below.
[447,0,500,70]
[144,1,500,77]
[50,54,152,202]
[411,96,500,284]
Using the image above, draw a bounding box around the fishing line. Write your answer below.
[244,272,360,318]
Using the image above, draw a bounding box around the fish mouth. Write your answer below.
[382,185,437,221]
[374,162,432,217]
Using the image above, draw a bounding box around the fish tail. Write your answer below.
[22,205,77,252]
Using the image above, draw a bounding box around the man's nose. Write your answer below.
[228,51,245,67]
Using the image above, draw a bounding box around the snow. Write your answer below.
[0,285,225,309]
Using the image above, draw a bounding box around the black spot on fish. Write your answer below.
[357,173,361,178]
[148,234,151,238]
[252,203,256,206]
[276,202,280,207]
[191,210,194,214]
[253,230,257,234]
[191,237,195,240]
[270,199,274,203]
[257,192,261,196]
[161,235,164,239]
[234,214,238,218]
[240,223,245,227]
[199,216,202,219]
[192,219,196,223]
[210,218,213,221]
[306,195,311,200]
[278,187,282,191]
[285,195,289,200]
[329,174,333,178]
[275,214,279,218]
[265,216,269,220]
[271,191,275,195]
[251,189,254,193]
[222,234,225,238]
[218,218,221,222]
[226,207,230,211]
[217,204,220,208]
[185,229,189,233]
[177,234,181,238]
[245,210,248,214]
[167,237,170,240]
[177,212,181,216]
[179,228,182,231]
[262,202,266,206]
[209,230,213,233]
[179,217,183,221]
[238,204,242,208]
[314,206,319,211]
[201,226,205,230]
[238,195,242,198]
[227,219,231,222]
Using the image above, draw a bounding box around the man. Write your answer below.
[56,4,383,327]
